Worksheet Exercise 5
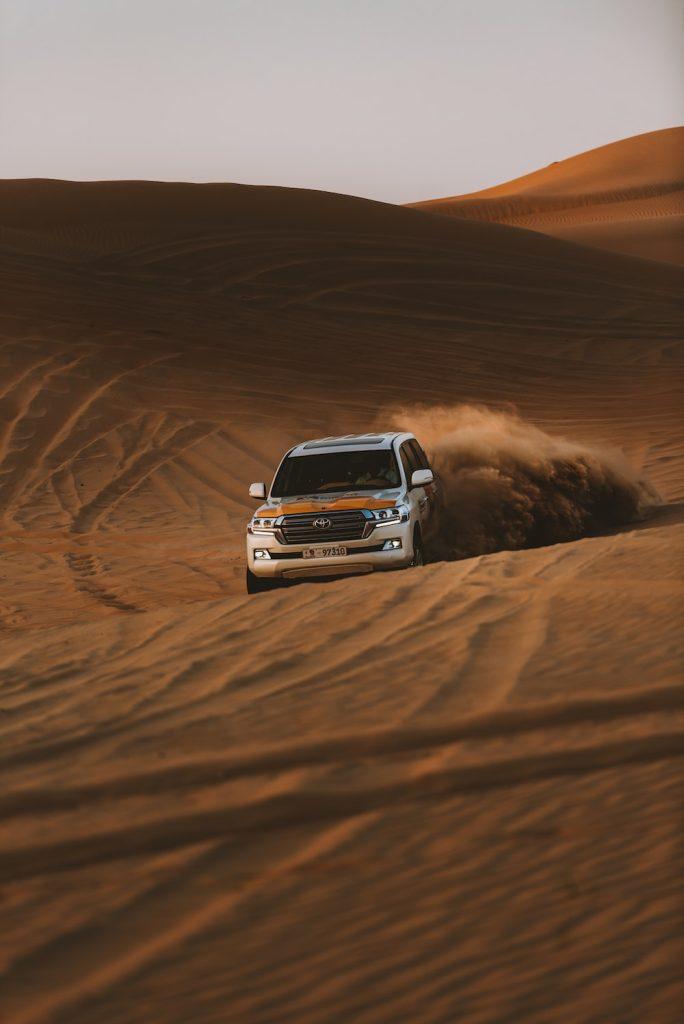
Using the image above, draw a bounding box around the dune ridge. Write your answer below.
[1,164,683,1023]
[409,128,684,265]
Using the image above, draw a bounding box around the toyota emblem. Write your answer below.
[313,517,332,529]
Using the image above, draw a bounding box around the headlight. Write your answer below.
[371,506,408,526]
[250,518,276,534]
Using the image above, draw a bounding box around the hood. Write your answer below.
[255,488,403,518]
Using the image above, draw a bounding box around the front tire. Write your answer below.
[246,568,280,594]
[410,528,425,568]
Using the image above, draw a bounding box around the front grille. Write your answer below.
[279,509,369,545]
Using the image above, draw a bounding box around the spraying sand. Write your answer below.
[392,405,660,559]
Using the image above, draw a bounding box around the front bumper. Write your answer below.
[247,517,413,579]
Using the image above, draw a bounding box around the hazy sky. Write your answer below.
[1,0,681,202]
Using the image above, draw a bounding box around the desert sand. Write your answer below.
[1,133,683,1023]
[409,127,684,265]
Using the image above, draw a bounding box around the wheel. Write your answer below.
[246,568,280,594]
[410,528,425,568]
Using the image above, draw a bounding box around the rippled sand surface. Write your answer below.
[1,158,683,1022]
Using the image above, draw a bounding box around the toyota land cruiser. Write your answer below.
[245,432,438,593]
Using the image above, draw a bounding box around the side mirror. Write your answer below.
[410,468,433,489]
[249,482,267,500]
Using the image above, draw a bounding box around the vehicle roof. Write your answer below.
[289,431,411,456]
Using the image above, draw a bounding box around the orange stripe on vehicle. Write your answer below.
[256,497,396,517]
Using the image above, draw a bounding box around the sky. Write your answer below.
[1,0,681,202]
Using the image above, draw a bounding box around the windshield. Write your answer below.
[271,449,401,497]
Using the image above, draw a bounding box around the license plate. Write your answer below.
[302,545,347,559]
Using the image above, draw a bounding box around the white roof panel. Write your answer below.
[291,432,404,456]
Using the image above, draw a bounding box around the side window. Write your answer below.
[399,441,419,486]
[409,439,430,470]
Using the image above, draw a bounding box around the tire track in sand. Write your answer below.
[1,681,682,819]
[61,418,219,613]
[0,729,682,883]
[1,816,375,1024]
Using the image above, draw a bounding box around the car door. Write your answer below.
[399,440,429,530]
[408,438,437,525]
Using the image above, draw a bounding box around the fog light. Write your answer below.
[254,549,271,559]
[383,538,402,550]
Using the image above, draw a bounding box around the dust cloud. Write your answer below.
[391,405,659,560]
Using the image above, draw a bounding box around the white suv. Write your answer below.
[246,432,438,593]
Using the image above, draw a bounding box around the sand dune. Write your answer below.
[1,171,683,1022]
[409,128,684,265]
